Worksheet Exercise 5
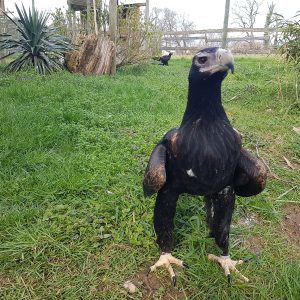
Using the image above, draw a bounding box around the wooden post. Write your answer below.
[222,0,230,48]
[145,0,149,21]
[86,0,91,34]
[0,0,5,12]
[93,0,98,35]
[109,0,117,75]
[72,11,77,37]
[98,0,102,33]
[67,4,75,38]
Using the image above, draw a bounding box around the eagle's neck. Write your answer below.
[181,78,228,125]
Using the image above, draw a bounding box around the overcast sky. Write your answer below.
[5,0,300,29]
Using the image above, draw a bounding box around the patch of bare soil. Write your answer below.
[244,236,266,255]
[0,275,12,287]
[126,271,188,300]
[283,205,300,248]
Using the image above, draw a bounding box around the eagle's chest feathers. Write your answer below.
[173,120,240,181]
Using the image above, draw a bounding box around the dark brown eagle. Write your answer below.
[143,47,267,285]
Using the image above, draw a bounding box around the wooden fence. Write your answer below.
[0,13,17,59]
[161,27,282,54]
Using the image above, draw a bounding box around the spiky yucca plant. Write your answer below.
[0,3,73,74]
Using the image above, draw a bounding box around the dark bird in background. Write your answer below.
[143,47,267,285]
[159,51,173,66]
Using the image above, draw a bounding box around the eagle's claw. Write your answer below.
[147,253,186,286]
[208,254,249,283]
[172,275,176,286]
[227,274,232,284]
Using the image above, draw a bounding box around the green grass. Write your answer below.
[0,56,299,299]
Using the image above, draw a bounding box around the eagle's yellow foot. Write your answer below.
[147,252,188,286]
[208,254,249,283]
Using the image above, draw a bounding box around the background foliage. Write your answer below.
[279,12,300,73]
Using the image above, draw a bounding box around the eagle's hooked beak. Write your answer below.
[199,48,235,75]
[226,62,234,74]
[217,48,234,74]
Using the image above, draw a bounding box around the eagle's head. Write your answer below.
[189,47,234,82]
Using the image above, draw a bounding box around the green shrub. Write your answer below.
[280,12,300,72]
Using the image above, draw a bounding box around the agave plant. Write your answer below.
[0,3,73,74]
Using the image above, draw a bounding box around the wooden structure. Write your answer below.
[67,0,146,15]
[67,0,147,35]
[65,36,115,75]
[161,27,282,54]
[120,2,145,20]
[0,1,17,59]
[68,0,96,11]
[0,0,5,14]
[109,0,117,74]
[66,1,148,75]
[222,0,230,48]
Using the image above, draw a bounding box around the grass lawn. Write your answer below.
[0,56,299,299]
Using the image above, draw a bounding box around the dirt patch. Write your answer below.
[282,205,300,248]
[48,257,66,266]
[125,271,188,299]
[244,236,266,255]
[0,275,12,287]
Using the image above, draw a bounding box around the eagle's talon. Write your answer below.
[172,275,176,286]
[148,253,184,285]
[208,254,249,283]
[227,274,232,284]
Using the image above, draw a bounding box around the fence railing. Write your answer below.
[161,27,282,54]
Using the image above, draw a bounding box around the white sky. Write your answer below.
[5,0,300,29]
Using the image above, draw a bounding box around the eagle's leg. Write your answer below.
[206,186,249,283]
[148,187,187,286]
[234,148,267,197]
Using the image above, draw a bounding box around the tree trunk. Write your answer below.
[65,36,115,75]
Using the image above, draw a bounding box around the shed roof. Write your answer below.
[67,0,145,11]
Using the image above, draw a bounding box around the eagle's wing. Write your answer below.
[234,148,267,197]
[143,143,167,197]
[143,128,178,197]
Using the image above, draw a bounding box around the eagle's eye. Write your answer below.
[198,56,207,64]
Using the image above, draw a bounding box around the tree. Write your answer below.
[150,7,195,48]
[263,3,283,47]
[264,2,275,48]
[231,0,262,38]
[116,6,160,67]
